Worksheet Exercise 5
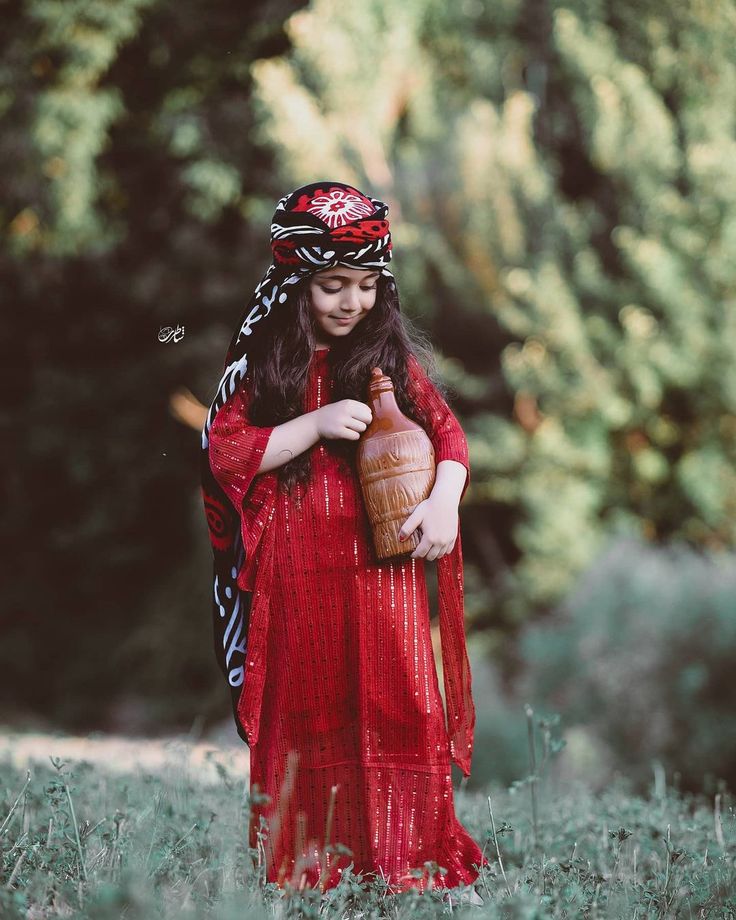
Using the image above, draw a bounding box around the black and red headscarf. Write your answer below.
[200,182,394,732]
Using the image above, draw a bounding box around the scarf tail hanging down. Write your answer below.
[405,352,476,778]
[437,532,475,778]
[235,500,277,747]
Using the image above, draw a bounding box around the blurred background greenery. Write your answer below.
[3,0,735,794]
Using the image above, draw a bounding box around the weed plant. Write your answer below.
[0,710,734,918]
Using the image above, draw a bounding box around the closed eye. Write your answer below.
[320,285,377,293]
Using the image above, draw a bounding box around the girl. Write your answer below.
[201,181,488,897]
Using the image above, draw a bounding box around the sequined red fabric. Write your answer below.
[207,347,487,891]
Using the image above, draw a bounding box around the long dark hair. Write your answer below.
[242,273,450,496]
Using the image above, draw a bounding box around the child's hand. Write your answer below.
[315,400,373,441]
[398,494,459,561]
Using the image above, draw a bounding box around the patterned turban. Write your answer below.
[200,181,394,733]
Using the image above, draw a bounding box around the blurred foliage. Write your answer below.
[1,0,306,730]
[517,535,736,791]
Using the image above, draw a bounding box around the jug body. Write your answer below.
[356,367,436,559]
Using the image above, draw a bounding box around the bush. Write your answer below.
[464,638,530,789]
[515,535,736,794]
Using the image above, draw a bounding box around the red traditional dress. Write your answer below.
[208,346,487,893]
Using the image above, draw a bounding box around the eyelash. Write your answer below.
[320,284,377,294]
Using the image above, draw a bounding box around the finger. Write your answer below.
[410,532,430,558]
[426,543,442,562]
[398,512,420,542]
[435,541,453,560]
[426,536,455,560]
[350,401,373,423]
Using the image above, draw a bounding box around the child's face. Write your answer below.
[308,267,380,346]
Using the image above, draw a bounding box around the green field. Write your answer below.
[1,736,734,919]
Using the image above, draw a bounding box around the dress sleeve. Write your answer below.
[406,353,470,504]
[207,382,276,516]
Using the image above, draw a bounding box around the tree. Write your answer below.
[250,0,736,644]
[1,0,306,729]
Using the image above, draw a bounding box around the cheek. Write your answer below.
[309,288,332,317]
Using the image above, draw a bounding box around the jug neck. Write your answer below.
[367,370,398,417]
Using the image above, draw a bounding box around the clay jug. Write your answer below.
[356,367,436,559]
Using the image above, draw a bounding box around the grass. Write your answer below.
[1,711,735,919]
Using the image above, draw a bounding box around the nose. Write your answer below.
[342,285,362,314]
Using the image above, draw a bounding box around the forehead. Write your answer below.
[313,267,380,281]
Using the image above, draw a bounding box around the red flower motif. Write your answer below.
[203,488,234,551]
[291,186,374,228]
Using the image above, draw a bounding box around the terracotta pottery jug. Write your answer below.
[356,367,436,559]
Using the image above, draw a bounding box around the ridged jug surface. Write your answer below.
[356,367,436,559]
